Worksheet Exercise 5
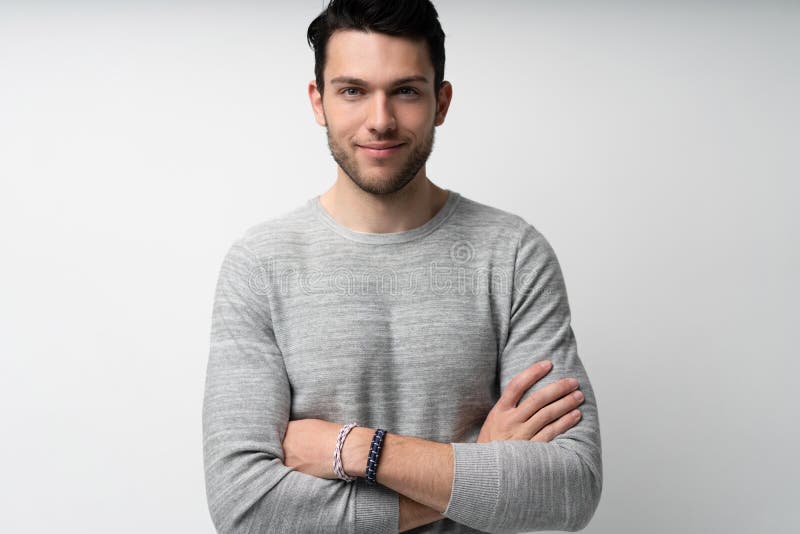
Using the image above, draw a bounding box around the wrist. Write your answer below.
[342,426,375,478]
[399,494,446,532]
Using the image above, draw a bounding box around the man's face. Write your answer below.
[310,30,449,196]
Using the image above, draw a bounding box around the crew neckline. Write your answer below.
[309,189,462,244]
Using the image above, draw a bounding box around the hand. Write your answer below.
[477,360,583,443]
[281,418,344,480]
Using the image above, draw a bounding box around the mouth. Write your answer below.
[357,143,405,158]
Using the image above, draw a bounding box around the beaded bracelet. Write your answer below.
[333,422,359,482]
[365,428,387,485]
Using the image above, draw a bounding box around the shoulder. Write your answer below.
[219,199,327,266]
[239,201,317,250]
[214,199,319,274]
[453,193,554,259]
[452,193,524,233]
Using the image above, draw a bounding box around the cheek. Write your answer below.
[402,106,436,131]
[329,119,360,141]
[323,104,358,132]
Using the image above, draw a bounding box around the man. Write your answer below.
[202,1,602,532]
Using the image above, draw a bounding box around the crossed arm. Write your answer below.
[345,428,453,530]
[203,224,602,533]
[279,418,452,530]
[281,357,586,532]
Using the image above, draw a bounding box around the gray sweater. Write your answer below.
[202,190,602,533]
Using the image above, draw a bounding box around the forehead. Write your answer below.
[324,29,433,83]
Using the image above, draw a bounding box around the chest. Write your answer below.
[270,262,502,429]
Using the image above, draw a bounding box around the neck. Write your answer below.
[319,172,450,234]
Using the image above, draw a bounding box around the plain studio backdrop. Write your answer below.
[0,1,797,532]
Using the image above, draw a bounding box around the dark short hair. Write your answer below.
[307,0,446,98]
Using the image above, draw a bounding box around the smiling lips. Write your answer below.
[357,142,404,158]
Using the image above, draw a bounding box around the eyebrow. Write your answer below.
[329,75,429,86]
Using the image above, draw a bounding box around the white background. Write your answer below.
[0,1,797,532]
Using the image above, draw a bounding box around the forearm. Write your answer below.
[399,494,446,532]
[344,427,454,513]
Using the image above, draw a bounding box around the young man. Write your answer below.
[202,1,602,533]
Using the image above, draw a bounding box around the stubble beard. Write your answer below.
[325,122,436,196]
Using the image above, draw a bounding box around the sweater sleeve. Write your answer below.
[442,221,603,533]
[202,238,400,534]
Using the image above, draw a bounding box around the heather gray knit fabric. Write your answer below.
[202,190,602,534]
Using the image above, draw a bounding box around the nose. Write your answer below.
[365,92,397,134]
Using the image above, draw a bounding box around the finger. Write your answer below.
[514,377,580,422]
[497,360,552,410]
[521,387,583,436]
[530,409,582,442]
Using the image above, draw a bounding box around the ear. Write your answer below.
[434,81,453,127]
[308,80,327,127]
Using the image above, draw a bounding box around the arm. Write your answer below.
[202,239,399,533]
[280,418,447,532]
[342,427,454,513]
[341,221,603,533]
[442,221,602,532]
[399,495,445,533]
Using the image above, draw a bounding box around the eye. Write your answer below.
[341,87,363,97]
[397,87,420,96]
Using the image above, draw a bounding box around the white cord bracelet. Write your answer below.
[333,422,359,482]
